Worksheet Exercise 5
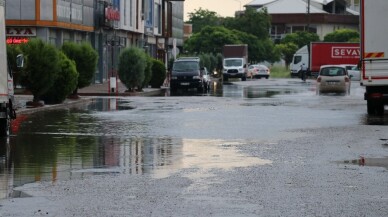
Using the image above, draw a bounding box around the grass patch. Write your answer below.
[270,65,291,78]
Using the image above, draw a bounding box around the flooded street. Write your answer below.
[1,78,388,217]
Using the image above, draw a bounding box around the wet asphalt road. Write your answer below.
[1,78,388,217]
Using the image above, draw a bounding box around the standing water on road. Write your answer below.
[0,79,376,200]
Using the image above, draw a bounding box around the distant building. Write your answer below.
[245,0,359,41]
[183,23,192,41]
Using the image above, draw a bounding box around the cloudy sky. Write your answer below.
[184,0,253,21]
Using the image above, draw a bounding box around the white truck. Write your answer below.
[222,44,248,82]
[0,0,17,136]
[360,0,388,115]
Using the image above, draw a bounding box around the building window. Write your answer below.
[155,3,161,34]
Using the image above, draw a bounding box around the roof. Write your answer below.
[260,0,327,14]
[245,0,277,6]
[311,0,334,5]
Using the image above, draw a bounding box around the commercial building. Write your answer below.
[5,0,184,84]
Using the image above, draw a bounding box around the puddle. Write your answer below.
[339,156,388,169]
[1,129,272,199]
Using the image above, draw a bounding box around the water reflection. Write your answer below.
[0,98,272,199]
[362,113,388,125]
[340,156,388,170]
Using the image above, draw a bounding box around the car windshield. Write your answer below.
[351,66,359,70]
[173,61,199,71]
[320,67,346,76]
[224,59,242,67]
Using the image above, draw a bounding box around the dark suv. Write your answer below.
[170,57,207,92]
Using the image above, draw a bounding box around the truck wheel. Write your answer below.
[367,100,384,115]
[376,103,385,116]
[367,100,374,115]
[0,119,10,137]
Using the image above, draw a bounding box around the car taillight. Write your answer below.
[317,77,321,82]
[345,77,350,82]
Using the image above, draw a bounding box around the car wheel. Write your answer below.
[242,76,246,81]
[223,75,228,82]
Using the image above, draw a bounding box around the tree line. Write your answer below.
[184,7,360,71]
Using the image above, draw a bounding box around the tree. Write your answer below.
[223,7,271,40]
[275,42,298,69]
[61,42,98,94]
[184,25,277,64]
[281,31,320,48]
[41,51,78,104]
[184,26,240,54]
[19,38,60,103]
[323,29,360,42]
[186,8,221,33]
[118,47,147,91]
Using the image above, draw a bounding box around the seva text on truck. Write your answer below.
[290,42,360,77]
[360,0,388,115]
[222,44,248,81]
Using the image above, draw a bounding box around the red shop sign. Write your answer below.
[7,37,30,44]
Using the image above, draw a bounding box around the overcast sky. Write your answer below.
[184,0,252,21]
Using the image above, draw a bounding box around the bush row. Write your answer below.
[7,40,167,105]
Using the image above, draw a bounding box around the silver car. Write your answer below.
[316,65,351,95]
[247,64,270,79]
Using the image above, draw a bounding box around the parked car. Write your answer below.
[316,65,351,95]
[339,64,360,81]
[170,57,207,92]
[247,64,270,79]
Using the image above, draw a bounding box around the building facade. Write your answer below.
[5,0,184,84]
[245,0,359,42]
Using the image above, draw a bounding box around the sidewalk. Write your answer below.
[14,80,164,114]
[78,80,163,96]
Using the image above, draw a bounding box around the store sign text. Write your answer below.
[105,7,120,21]
[6,37,30,44]
[6,27,37,37]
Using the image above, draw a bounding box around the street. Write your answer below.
[1,78,388,217]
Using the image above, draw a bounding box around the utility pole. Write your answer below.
[307,0,311,31]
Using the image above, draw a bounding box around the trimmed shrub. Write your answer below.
[6,44,23,86]
[149,59,166,88]
[61,42,98,93]
[41,52,79,104]
[19,38,60,102]
[118,47,147,91]
[142,55,153,89]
